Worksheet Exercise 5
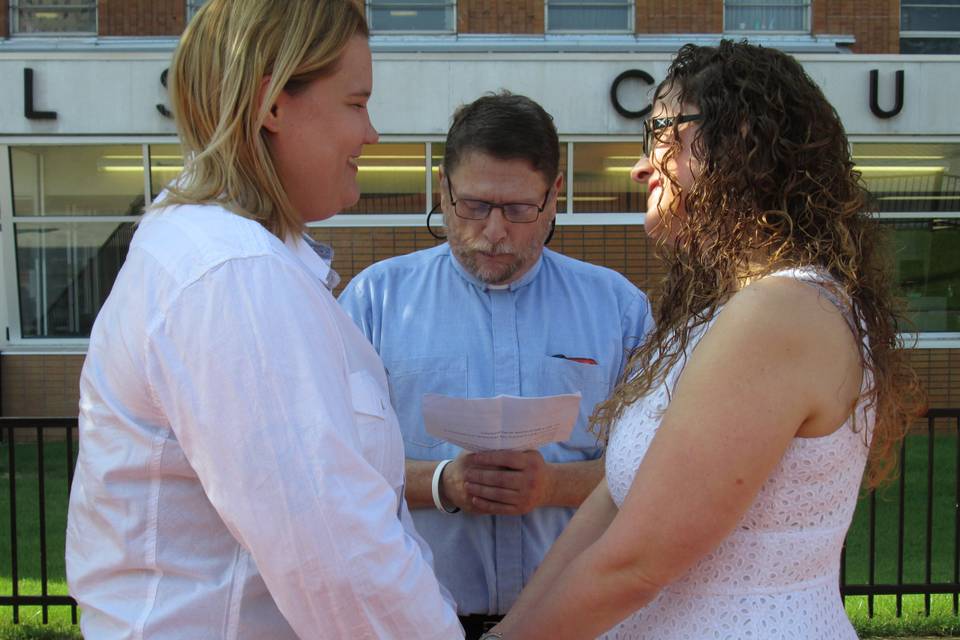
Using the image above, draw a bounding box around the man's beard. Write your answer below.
[449,236,541,285]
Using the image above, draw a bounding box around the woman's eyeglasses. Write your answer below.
[642,114,704,157]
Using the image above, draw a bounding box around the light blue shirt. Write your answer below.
[339,243,653,615]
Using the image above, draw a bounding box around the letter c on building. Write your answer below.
[610,69,655,119]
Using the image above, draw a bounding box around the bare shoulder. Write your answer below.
[718,275,856,348]
[701,274,863,436]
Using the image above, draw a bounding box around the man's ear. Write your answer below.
[437,166,447,202]
[553,172,563,194]
[259,76,281,133]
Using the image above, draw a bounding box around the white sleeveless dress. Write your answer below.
[602,268,870,639]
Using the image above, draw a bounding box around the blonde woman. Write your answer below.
[65,1,462,638]
[485,41,922,639]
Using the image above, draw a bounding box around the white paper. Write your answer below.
[421,392,582,452]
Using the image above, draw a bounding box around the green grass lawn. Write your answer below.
[3,434,960,637]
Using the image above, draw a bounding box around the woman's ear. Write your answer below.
[259,76,281,133]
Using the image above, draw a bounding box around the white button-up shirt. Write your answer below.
[66,203,462,639]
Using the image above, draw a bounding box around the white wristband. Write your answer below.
[431,459,460,514]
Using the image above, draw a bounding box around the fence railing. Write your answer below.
[840,408,960,617]
[2,410,960,625]
[1,417,78,624]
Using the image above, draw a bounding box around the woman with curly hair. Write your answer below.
[483,40,922,639]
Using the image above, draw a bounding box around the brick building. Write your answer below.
[0,0,957,415]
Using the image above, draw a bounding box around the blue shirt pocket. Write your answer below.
[539,355,610,455]
[385,355,468,456]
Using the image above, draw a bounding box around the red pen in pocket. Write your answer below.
[551,353,598,366]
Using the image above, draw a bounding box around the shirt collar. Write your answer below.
[446,243,545,292]
[285,233,341,290]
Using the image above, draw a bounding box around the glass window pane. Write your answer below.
[548,3,631,31]
[149,144,185,200]
[571,142,644,214]
[187,0,207,19]
[724,0,809,32]
[901,4,960,31]
[852,142,960,214]
[13,1,97,34]
[15,222,134,338]
[11,145,146,217]
[368,0,453,31]
[900,37,960,54]
[885,219,960,333]
[346,143,428,214]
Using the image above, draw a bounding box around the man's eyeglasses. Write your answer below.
[446,178,551,224]
[642,114,704,157]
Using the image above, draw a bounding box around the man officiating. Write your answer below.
[339,92,653,639]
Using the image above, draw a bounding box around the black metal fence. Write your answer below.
[2,410,960,626]
[1,417,78,624]
[841,408,960,617]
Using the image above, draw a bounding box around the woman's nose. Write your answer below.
[365,119,380,145]
[630,155,653,184]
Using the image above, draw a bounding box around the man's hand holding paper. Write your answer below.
[423,393,581,515]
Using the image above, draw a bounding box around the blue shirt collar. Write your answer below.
[446,243,545,292]
[285,233,341,290]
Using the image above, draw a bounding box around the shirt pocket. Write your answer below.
[384,355,467,455]
[349,369,405,490]
[539,355,610,454]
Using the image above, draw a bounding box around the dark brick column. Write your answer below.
[1,0,9,38]
[98,0,185,37]
[817,0,899,53]
[635,0,722,34]
[459,0,543,34]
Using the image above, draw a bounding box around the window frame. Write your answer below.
[900,1,960,53]
[9,0,98,36]
[365,0,457,35]
[852,136,960,347]
[722,0,811,35]
[1,140,150,346]
[544,0,634,34]
[2,135,958,349]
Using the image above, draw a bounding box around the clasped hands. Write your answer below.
[439,450,556,516]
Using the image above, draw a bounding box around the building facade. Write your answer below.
[0,0,958,416]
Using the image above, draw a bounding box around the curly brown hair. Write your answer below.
[590,40,923,488]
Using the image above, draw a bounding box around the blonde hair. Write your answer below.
[157,0,368,239]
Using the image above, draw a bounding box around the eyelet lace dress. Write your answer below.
[602,269,871,639]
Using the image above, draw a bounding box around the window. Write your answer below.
[186,0,207,21]
[853,142,960,333]
[10,145,145,338]
[569,142,641,213]
[546,0,633,32]
[347,143,431,214]
[901,1,960,54]
[366,0,455,33]
[10,0,97,35]
[8,140,956,340]
[724,0,809,33]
